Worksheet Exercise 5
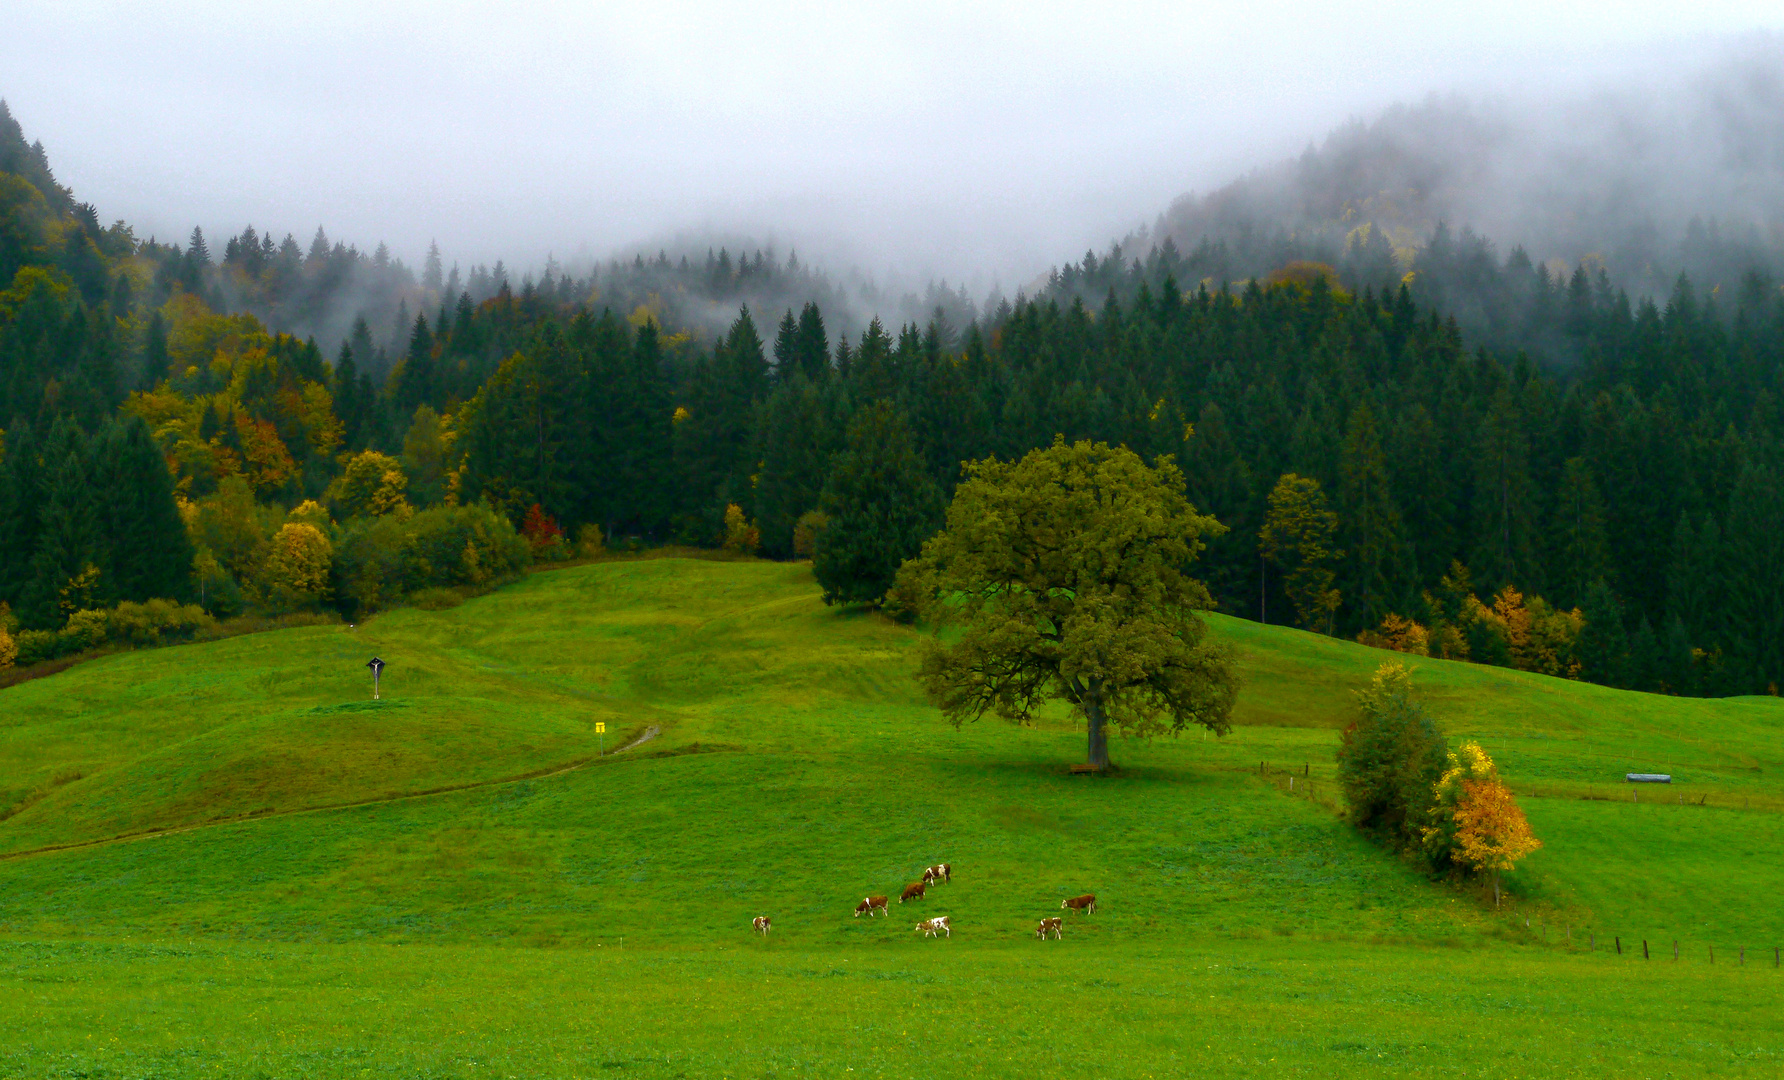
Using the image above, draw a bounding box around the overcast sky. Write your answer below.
[5,2,1781,289]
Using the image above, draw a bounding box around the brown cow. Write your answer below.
[899,881,927,903]
[915,915,951,938]
[1061,894,1097,914]
[922,863,952,885]
[1035,916,1063,940]
[854,895,889,917]
[752,915,772,935]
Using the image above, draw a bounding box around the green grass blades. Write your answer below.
[4,937,1781,1079]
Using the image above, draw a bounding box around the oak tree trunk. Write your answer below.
[1085,689,1109,770]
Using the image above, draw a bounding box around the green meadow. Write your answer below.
[3,559,1782,1077]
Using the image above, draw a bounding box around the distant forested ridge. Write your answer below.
[1,100,1780,697]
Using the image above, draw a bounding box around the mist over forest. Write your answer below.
[37,37,1778,367]
[2,25,1783,699]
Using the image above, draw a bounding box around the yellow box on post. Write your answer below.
[596,721,605,754]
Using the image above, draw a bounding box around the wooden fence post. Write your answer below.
[1709,945,1714,964]
[1643,940,1649,959]
[1614,936,1620,955]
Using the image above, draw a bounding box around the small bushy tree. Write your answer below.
[1336,662,1448,847]
[1419,740,1498,868]
[1454,778,1542,906]
[254,523,333,611]
[328,450,410,520]
[722,503,760,554]
[791,509,828,558]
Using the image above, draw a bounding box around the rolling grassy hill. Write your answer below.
[3,558,1781,1077]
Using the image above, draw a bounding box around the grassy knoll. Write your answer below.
[2,558,1782,1076]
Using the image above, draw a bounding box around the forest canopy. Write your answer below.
[1,99,1779,697]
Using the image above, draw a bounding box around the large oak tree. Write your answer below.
[894,439,1238,770]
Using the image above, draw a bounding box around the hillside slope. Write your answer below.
[1,558,1780,950]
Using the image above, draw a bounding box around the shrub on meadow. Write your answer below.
[108,599,215,645]
[12,629,60,666]
[332,502,529,617]
[1419,741,1498,869]
[1336,662,1448,850]
[576,523,605,559]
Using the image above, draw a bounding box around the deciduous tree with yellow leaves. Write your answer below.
[1453,777,1542,906]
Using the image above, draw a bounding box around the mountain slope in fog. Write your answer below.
[1153,38,1784,298]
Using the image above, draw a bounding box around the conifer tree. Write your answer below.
[0,422,43,610]
[1471,384,1539,592]
[771,309,799,381]
[813,401,941,606]
[1577,579,1629,687]
[1337,402,1405,631]
[1259,473,1342,633]
[394,312,435,412]
[93,416,193,602]
[794,301,830,380]
[1552,456,1611,608]
[1722,463,1784,693]
[21,426,100,627]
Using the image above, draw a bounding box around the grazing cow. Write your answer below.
[922,863,952,885]
[915,915,951,938]
[752,915,772,935]
[899,881,927,903]
[1061,894,1097,914]
[855,895,889,917]
[1035,916,1063,940]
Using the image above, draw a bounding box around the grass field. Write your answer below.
[3,558,1781,1077]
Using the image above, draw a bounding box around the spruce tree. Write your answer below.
[772,309,799,381]
[1471,384,1539,592]
[1577,579,1629,687]
[1627,616,1662,694]
[813,401,942,605]
[394,312,435,412]
[21,427,100,627]
[794,301,830,380]
[1552,457,1611,609]
[0,421,44,610]
[1337,401,1405,631]
[93,416,193,601]
[1722,463,1784,693]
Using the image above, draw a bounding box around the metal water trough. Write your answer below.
[1626,773,1672,783]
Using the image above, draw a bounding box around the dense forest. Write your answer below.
[1,100,1780,697]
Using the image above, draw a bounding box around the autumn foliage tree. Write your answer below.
[1453,777,1542,906]
[253,522,332,611]
[521,503,564,558]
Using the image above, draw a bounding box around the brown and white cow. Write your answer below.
[922,863,952,885]
[752,915,772,935]
[915,915,951,938]
[854,895,889,917]
[1061,894,1097,914]
[1035,916,1063,940]
[899,881,927,903]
